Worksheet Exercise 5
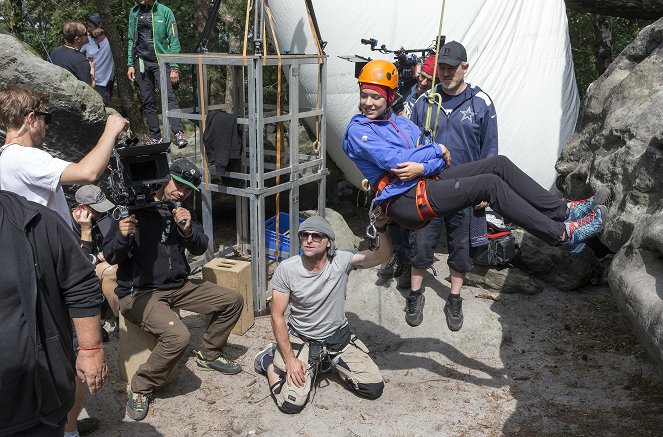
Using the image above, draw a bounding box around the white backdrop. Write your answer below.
[270,0,579,189]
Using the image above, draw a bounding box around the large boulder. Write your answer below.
[555,18,663,252]
[556,18,663,370]
[0,33,107,161]
[302,208,360,251]
[609,212,663,367]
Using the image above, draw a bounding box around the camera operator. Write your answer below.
[0,84,129,226]
[102,158,243,422]
[400,54,436,119]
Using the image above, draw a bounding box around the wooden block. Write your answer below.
[118,312,179,387]
[202,258,254,335]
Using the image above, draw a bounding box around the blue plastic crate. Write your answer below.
[265,212,304,261]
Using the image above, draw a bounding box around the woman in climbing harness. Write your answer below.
[342,59,609,253]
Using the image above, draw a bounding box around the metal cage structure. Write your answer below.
[157,52,327,313]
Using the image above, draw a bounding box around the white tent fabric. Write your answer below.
[269,0,579,189]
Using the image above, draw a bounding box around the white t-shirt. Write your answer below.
[270,250,355,340]
[0,143,72,225]
[81,38,115,87]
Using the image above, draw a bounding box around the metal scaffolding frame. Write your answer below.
[157,52,327,313]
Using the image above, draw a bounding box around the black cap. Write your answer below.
[438,41,467,67]
[170,159,202,191]
[88,13,102,27]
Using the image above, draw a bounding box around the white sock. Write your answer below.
[64,431,80,437]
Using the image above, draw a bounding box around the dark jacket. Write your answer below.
[204,110,242,173]
[0,191,101,435]
[102,202,208,297]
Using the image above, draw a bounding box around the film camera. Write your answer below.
[107,138,171,219]
[353,37,442,113]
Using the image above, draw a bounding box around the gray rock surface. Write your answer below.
[555,18,663,370]
[302,207,360,251]
[555,18,663,253]
[465,229,600,293]
[609,212,663,367]
[0,33,107,161]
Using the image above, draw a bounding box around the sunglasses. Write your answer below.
[299,231,325,242]
[31,110,52,125]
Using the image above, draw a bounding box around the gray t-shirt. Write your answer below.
[270,250,355,340]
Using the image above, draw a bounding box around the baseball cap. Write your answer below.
[170,159,202,191]
[438,41,467,67]
[75,185,115,213]
[421,54,437,76]
[88,13,102,27]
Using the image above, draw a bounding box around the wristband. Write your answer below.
[77,345,103,351]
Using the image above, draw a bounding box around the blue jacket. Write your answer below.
[411,84,497,166]
[342,112,446,202]
[411,83,498,247]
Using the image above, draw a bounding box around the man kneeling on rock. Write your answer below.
[254,215,391,413]
[103,159,243,421]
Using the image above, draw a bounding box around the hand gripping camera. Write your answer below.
[107,138,171,219]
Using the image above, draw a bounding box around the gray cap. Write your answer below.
[75,185,115,213]
[438,41,467,66]
[298,215,336,256]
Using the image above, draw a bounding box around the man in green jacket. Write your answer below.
[127,0,188,148]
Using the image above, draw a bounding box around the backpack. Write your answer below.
[473,222,520,266]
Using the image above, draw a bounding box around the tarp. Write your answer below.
[269,0,579,190]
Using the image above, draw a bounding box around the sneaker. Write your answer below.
[126,390,149,421]
[396,262,412,288]
[444,295,464,331]
[196,350,242,374]
[377,254,398,279]
[146,136,163,145]
[254,343,276,374]
[566,186,610,221]
[175,131,188,149]
[561,205,608,254]
[77,417,100,436]
[405,290,425,327]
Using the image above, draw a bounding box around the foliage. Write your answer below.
[567,11,652,97]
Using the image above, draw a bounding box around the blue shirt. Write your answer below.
[81,38,115,87]
[342,112,446,202]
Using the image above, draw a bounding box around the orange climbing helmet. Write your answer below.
[357,59,399,90]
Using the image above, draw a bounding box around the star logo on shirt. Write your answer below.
[460,105,476,122]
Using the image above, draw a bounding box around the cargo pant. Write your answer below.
[271,333,384,414]
[119,279,243,394]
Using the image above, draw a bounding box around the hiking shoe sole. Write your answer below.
[405,292,425,327]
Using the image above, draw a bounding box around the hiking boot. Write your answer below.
[77,417,100,436]
[444,295,464,331]
[566,186,610,221]
[146,136,163,145]
[254,343,276,374]
[196,350,242,374]
[126,390,149,421]
[377,254,397,279]
[561,205,608,254]
[405,290,425,327]
[175,131,189,149]
[396,262,412,288]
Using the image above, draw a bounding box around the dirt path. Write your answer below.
[84,249,663,436]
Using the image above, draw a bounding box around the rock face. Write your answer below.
[302,208,360,251]
[556,18,663,370]
[609,212,663,367]
[555,18,663,253]
[465,229,600,293]
[0,34,107,161]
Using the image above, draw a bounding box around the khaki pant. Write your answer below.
[119,279,243,394]
[271,332,384,413]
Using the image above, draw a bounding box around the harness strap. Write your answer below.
[415,178,437,223]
